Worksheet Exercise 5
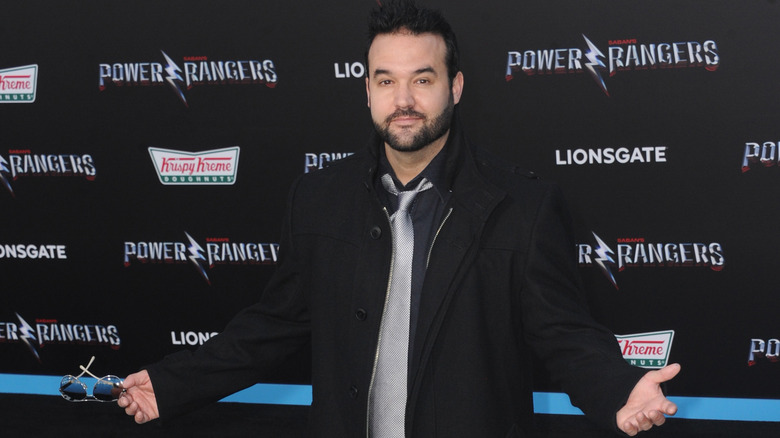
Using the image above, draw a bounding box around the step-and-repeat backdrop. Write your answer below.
[2,0,778,418]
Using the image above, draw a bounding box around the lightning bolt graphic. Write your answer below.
[582,34,609,96]
[161,50,188,107]
[0,155,15,197]
[592,232,618,289]
[185,232,210,285]
[15,313,41,363]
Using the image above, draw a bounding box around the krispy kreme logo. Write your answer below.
[615,330,674,369]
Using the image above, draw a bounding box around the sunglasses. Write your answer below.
[59,356,124,402]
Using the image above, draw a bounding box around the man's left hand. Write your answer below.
[616,363,681,436]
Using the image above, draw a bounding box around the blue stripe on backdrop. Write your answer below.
[3,374,779,422]
[531,392,780,422]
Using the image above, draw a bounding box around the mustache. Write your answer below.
[384,109,426,124]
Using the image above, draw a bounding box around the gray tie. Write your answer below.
[370,174,432,438]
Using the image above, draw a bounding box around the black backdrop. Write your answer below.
[2,0,779,421]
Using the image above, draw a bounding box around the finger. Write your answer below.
[120,373,137,389]
[652,363,681,384]
[621,419,638,437]
[117,393,131,408]
[135,410,149,424]
[124,402,138,417]
[662,399,678,416]
[647,409,667,426]
[635,412,654,431]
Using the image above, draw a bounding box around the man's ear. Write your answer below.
[365,76,371,108]
[452,71,464,105]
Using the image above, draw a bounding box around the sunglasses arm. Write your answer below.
[75,356,98,379]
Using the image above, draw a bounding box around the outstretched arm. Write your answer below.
[616,363,681,436]
[117,370,159,424]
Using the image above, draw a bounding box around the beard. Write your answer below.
[373,96,454,153]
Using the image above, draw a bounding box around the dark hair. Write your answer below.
[366,0,460,83]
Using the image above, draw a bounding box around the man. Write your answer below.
[119,1,680,436]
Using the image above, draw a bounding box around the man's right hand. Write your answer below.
[117,370,160,424]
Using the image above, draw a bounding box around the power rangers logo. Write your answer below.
[99,50,277,107]
[578,232,725,289]
[742,141,780,172]
[506,35,720,96]
[0,149,97,197]
[0,312,121,363]
[304,152,354,173]
[123,232,279,285]
[748,338,779,366]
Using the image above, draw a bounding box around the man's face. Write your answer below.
[366,31,464,153]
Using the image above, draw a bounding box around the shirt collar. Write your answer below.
[377,141,450,203]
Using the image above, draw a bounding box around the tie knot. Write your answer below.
[381,174,432,213]
[396,190,418,213]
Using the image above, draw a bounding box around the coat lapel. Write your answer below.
[407,141,506,410]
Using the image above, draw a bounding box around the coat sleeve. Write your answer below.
[145,176,312,421]
[519,183,647,432]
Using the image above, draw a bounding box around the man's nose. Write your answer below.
[393,83,415,108]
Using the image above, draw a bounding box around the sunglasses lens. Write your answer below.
[93,375,123,401]
[59,376,87,401]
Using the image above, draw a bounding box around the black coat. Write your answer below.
[147,116,646,437]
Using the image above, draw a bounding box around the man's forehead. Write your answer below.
[367,31,447,72]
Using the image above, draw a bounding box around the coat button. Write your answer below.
[370,226,382,239]
[355,308,367,321]
[349,385,359,398]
